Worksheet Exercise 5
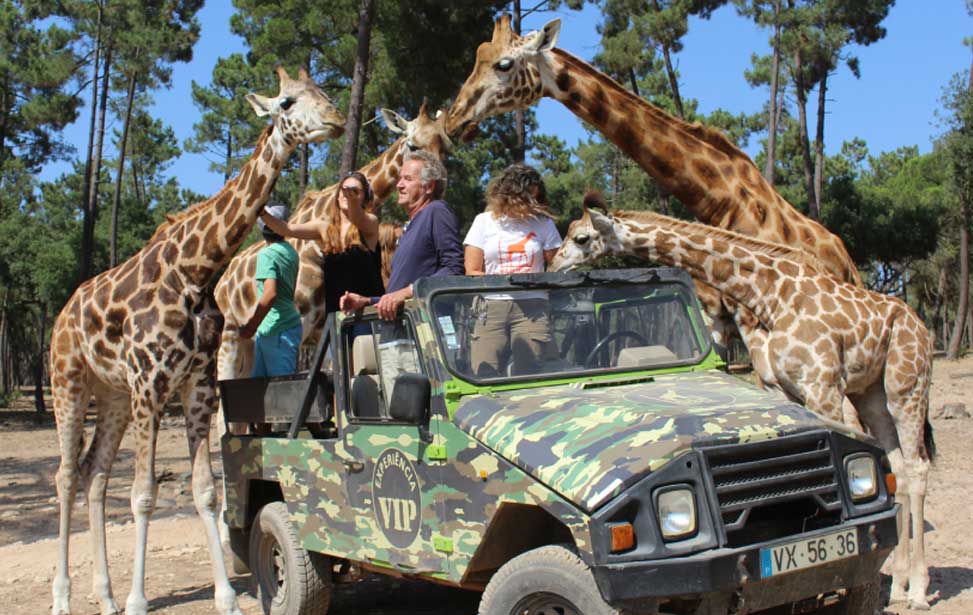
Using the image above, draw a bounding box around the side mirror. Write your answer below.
[389,373,431,434]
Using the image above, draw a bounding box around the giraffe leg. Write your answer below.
[124,393,162,615]
[884,320,934,610]
[905,455,931,610]
[217,325,251,437]
[850,385,911,604]
[887,447,911,605]
[216,325,249,548]
[80,390,129,615]
[181,368,243,615]
[51,357,90,615]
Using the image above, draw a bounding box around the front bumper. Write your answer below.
[591,506,897,613]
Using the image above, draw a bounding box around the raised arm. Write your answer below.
[259,210,327,241]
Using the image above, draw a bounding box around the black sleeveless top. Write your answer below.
[321,243,385,316]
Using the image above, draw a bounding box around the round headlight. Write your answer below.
[846,454,878,502]
[656,487,696,540]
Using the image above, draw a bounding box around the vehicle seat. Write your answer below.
[616,345,678,368]
[351,334,382,418]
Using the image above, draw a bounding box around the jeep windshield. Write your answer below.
[427,271,710,384]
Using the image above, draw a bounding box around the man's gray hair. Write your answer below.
[404,150,448,199]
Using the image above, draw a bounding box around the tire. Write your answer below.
[249,501,333,615]
[478,545,621,615]
[819,579,881,615]
[228,527,250,575]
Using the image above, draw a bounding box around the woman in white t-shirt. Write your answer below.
[464,164,562,377]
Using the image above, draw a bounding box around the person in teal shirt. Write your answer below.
[240,203,302,377]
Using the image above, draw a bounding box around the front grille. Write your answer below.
[700,432,844,547]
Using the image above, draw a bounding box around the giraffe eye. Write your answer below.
[279,96,296,110]
[574,234,590,246]
[495,58,514,72]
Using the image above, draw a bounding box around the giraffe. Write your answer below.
[552,201,936,611]
[49,67,344,615]
[445,15,862,354]
[214,103,453,382]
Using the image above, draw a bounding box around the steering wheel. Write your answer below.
[584,330,650,368]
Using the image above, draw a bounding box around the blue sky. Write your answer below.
[40,1,973,197]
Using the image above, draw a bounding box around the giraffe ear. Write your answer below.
[525,18,561,53]
[587,207,614,234]
[246,93,274,117]
[380,108,410,134]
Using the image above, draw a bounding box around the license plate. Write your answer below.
[760,529,858,578]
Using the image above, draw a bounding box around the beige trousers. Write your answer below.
[470,298,553,377]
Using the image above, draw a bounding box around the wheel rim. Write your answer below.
[509,592,581,615]
[256,533,287,606]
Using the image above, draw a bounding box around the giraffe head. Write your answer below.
[446,14,561,140]
[550,192,624,271]
[246,66,346,145]
[380,100,454,159]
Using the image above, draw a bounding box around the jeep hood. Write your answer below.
[453,371,850,513]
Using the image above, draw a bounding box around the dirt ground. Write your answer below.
[1,359,971,615]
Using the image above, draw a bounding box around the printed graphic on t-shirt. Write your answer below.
[498,232,539,273]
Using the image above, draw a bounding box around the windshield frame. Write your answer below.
[420,268,714,387]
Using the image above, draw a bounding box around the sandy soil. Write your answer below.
[1,358,971,615]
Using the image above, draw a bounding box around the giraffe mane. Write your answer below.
[146,125,275,245]
[550,49,746,162]
[613,209,826,272]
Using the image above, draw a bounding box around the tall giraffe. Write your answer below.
[49,67,344,615]
[215,103,452,381]
[445,15,861,346]
[552,203,935,611]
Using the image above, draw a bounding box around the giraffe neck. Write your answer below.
[542,49,773,226]
[292,137,409,225]
[167,125,292,290]
[615,214,789,325]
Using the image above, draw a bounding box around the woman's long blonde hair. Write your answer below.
[320,171,374,256]
[378,223,401,288]
[485,163,555,221]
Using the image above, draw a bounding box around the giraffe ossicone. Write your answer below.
[49,67,344,615]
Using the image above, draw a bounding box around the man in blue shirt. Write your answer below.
[340,150,464,320]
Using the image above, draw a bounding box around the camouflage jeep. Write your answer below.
[220,268,898,615]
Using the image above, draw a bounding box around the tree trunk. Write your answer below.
[34,303,46,415]
[300,143,309,195]
[931,264,948,350]
[224,124,232,181]
[793,47,816,214]
[132,158,144,206]
[0,78,9,163]
[812,70,827,220]
[967,301,973,350]
[79,10,103,284]
[628,68,641,97]
[339,0,376,175]
[0,291,8,399]
[947,50,973,358]
[111,68,138,267]
[947,204,969,359]
[85,43,113,275]
[652,0,684,119]
[512,0,526,162]
[763,0,782,184]
[661,43,685,119]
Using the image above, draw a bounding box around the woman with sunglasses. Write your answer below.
[258,171,386,320]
